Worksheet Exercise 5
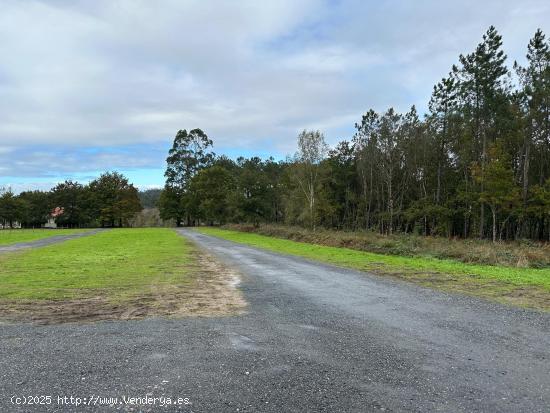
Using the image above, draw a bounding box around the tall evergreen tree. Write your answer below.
[353,110,379,229]
[428,75,458,205]
[516,29,550,191]
[453,25,511,238]
[472,143,520,242]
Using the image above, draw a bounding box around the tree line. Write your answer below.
[0,172,142,228]
[159,27,550,242]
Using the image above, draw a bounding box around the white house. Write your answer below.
[43,206,64,229]
[43,217,57,229]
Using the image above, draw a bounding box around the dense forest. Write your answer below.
[0,172,142,228]
[159,27,550,242]
[2,27,550,241]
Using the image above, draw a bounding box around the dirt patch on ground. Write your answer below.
[0,248,246,325]
[144,250,246,318]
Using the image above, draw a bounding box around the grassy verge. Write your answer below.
[222,224,550,268]
[0,229,91,245]
[198,227,550,311]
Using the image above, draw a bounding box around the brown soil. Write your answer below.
[0,249,246,325]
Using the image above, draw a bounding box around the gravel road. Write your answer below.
[0,228,548,412]
[0,229,105,253]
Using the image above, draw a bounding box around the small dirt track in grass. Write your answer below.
[0,229,98,252]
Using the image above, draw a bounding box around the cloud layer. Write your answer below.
[1,0,549,188]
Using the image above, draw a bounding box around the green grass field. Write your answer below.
[222,224,550,268]
[0,228,193,300]
[198,227,550,310]
[0,229,91,245]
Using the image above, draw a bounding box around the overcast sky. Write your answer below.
[1,0,549,192]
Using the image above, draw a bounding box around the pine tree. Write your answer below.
[353,109,379,229]
[428,75,458,205]
[454,26,510,238]
[516,30,550,190]
[472,143,520,242]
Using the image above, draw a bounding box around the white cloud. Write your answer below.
[0,0,549,181]
[281,46,384,74]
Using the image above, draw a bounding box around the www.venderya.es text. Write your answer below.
[10,394,191,407]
